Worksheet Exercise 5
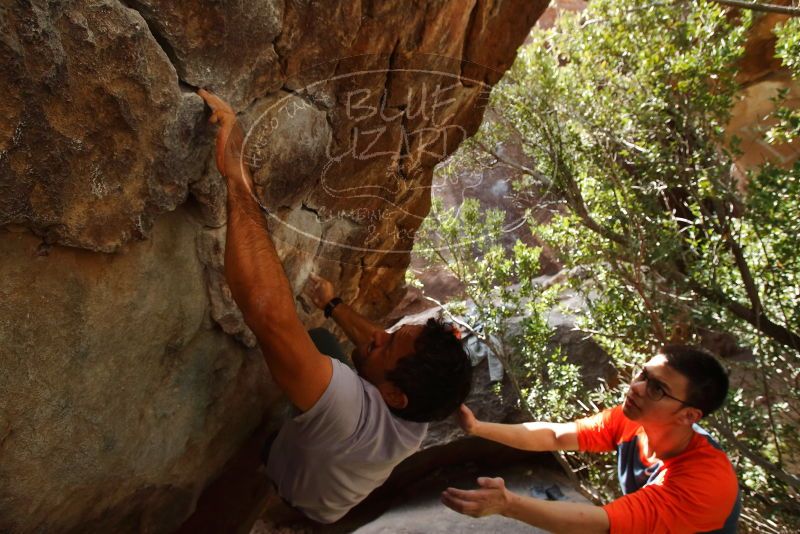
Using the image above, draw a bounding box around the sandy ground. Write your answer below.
[351,461,586,534]
[251,459,587,534]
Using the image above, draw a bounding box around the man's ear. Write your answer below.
[680,406,703,426]
[378,382,408,410]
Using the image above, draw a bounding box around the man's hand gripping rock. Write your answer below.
[304,273,336,311]
[197,88,254,195]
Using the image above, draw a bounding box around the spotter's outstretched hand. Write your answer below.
[441,477,511,518]
[456,403,479,435]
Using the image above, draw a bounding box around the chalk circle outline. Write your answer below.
[239,54,530,255]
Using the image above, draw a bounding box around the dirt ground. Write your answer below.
[251,459,587,534]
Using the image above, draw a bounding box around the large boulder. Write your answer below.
[0,1,549,532]
[0,0,207,253]
[0,209,274,532]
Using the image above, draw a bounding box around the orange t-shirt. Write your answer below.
[576,406,740,534]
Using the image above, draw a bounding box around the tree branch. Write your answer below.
[710,0,800,16]
[711,198,764,318]
[473,139,543,179]
[708,417,800,491]
[610,258,669,341]
[685,277,800,352]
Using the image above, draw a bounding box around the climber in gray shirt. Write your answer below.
[198,89,473,524]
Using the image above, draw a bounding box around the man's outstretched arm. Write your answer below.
[442,477,609,534]
[198,89,331,411]
[457,404,579,451]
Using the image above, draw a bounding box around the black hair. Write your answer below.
[386,318,473,422]
[661,344,729,417]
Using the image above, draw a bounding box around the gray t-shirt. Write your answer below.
[266,358,428,524]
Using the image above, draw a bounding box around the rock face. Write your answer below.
[0,0,207,253]
[728,71,800,172]
[0,210,276,533]
[729,9,800,174]
[0,1,548,532]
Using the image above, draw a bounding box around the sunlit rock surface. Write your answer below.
[0,1,548,532]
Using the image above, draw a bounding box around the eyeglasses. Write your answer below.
[632,368,692,406]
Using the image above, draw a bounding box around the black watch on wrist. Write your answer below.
[324,297,343,318]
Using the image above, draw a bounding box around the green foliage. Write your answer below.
[768,18,800,145]
[416,198,587,423]
[419,0,800,529]
[775,17,800,78]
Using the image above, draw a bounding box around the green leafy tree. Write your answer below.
[768,17,800,145]
[416,198,582,420]
[419,0,800,530]
[415,198,613,503]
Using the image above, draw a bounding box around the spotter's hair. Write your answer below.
[661,344,729,417]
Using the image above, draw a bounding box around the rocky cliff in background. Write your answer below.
[0,1,548,532]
